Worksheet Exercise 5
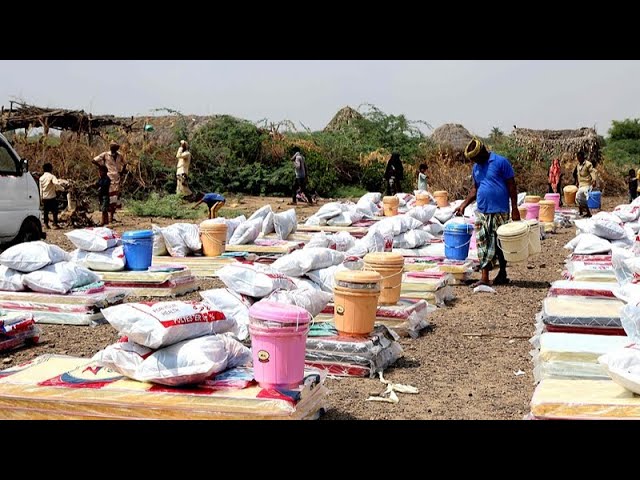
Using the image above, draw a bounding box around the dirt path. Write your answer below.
[0,195,623,419]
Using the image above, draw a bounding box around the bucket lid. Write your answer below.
[497,221,529,237]
[538,200,555,206]
[525,195,541,201]
[363,252,404,266]
[444,222,473,234]
[417,192,430,198]
[200,220,227,231]
[335,269,382,284]
[544,193,560,198]
[434,190,448,196]
[525,219,539,226]
[122,229,153,239]
[249,301,310,324]
[563,185,578,192]
[383,196,399,203]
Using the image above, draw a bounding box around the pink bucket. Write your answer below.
[544,193,561,210]
[248,301,311,390]
[523,202,540,220]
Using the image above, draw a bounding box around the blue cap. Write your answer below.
[122,229,153,239]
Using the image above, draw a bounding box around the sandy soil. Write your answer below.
[0,195,623,419]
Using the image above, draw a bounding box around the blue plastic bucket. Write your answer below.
[443,222,473,261]
[122,230,153,271]
[587,191,602,209]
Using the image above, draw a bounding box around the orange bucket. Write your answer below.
[382,196,399,216]
[416,192,430,207]
[333,270,381,336]
[199,220,227,257]
[363,252,404,305]
[538,200,555,223]
[518,206,528,219]
[524,195,541,204]
[433,190,448,208]
[563,185,578,206]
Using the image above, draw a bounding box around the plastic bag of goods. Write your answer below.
[393,230,433,249]
[70,246,126,272]
[271,247,345,277]
[100,300,236,349]
[564,233,612,255]
[274,208,297,240]
[592,212,625,240]
[0,241,70,273]
[22,261,100,294]
[598,345,640,395]
[406,205,437,224]
[152,224,168,256]
[248,204,273,222]
[93,334,251,386]
[161,223,202,257]
[266,289,333,317]
[65,227,120,252]
[210,215,247,242]
[217,263,296,298]
[229,217,263,246]
[0,266,24,292]
[361,192,382,205]
[261,211,275,235]
[199,288,254,341]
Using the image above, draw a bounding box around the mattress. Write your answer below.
[564,261,616,282]
[532,332,631,382]
[105,282,199,298]
[0,290,126,326]
[400,285,454,306]
[152,255,238,278]
[394,243,445,258]
[0,355,328,420]
[541,296,624,329]
[296,225,369,237]
[305,325,403,377]
[0,313,41,352]
[320,298,433,338]
[401,272,450,292]
[98,269,192,284]
[548,280,616,298]
[260,232,313,243]
[531,378,640,419]
[225,240,304,254]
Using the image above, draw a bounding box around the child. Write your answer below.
[193,193,226,219]
[629,169,638,203]
[417,163,428,191]
[39,163,68,229]
[96,165,111,226]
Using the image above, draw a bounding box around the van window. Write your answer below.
[0,144,18,175]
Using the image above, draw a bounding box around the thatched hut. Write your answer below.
[511,127,602,165]
[430,123,474,153]
[324,106,364,132]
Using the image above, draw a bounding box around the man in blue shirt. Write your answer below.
[193,193,226,219]
[455,138,521,287]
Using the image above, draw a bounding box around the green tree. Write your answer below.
[488,126,504,144]
[608,119,640,141]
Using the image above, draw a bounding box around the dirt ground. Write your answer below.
[0,195,624,419]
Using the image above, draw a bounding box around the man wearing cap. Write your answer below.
[93,141,127,223]
[455,138,520,287]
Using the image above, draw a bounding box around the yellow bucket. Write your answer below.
[538,200,555,223]
[382,196,400,216]
[518,206,528,219]
[433,190,449,208]
[525,219,541,256]
[363,252,404,305]
[333,270,382,336]
[199,220,227,257]
[496,221,530,264]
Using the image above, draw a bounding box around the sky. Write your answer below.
[1,60,639,137]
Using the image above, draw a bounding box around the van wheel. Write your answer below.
[15,217,43,245]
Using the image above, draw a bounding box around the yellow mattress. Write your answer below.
[0,355,327,420]
[531,378,640,419]
[98,269,192,284]
[152,256,237,278]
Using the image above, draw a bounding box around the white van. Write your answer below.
[0,132,44,246]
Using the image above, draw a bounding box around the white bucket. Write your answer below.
[526,219,541,256]
[497,221,530,264]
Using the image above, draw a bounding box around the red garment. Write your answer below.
[548,159,561,188]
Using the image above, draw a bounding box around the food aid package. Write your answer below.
[65,227,120,252]
[0,266,24,292]
[271,247,345,277]
[152,224,168,256]
[267,289,333,317]
[229,217,263,246]
[217,263,296,298]
[100,300,236,349]
[199,288,254,340]
[274,208,297,240]
[22,262,100,294]
[161,223,202,257]
[0,241,70,273]
[70,246,126,272]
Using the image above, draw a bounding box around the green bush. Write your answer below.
[127,193,200,219]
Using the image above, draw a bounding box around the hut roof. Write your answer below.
[430,123,474,151]
[324,106,364,132]
[511,127,602,164]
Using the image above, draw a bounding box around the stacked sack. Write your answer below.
[94,300,250,386]
[0,241,99,294]
[152,223,202,257]
[68,227,126,272]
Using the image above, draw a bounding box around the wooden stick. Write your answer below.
[463,333,531,339]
